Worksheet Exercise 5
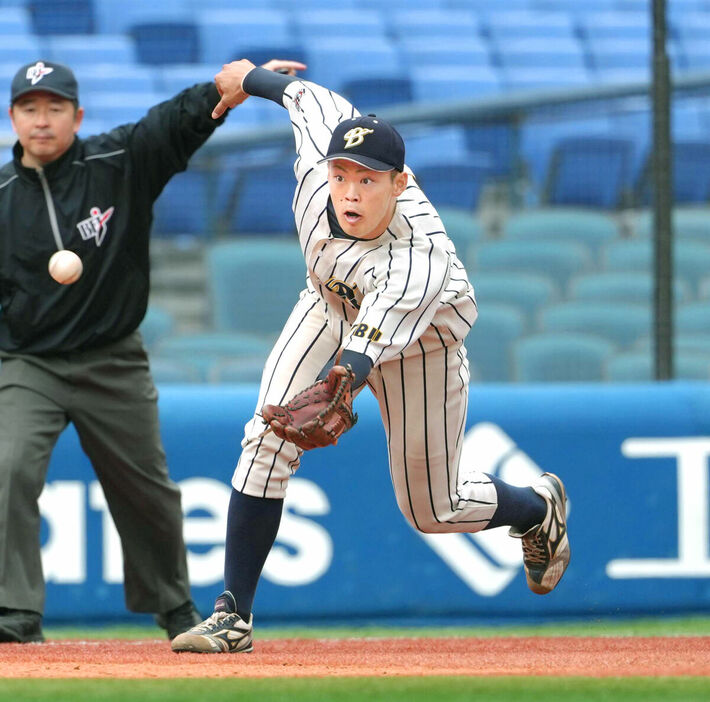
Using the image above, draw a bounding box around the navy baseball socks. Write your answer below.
[172,488,282,653]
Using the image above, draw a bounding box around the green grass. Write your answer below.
[43,614,710,641]
[0,677,709,702]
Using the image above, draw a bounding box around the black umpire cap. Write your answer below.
[318,114,405,172]
[11,60,79,105]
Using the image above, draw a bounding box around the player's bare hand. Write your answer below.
[212,58,307,119]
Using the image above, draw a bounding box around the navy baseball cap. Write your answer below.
[318,114,405,172]
[11,60,78,105]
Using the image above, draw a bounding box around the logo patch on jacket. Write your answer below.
[77,206,114,246]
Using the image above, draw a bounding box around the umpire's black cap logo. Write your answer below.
[11,60,79,104]
[318,114,405,172]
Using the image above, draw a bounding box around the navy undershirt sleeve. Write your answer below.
[242,66,298,105]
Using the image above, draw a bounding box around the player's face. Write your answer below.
[327,160,408,240]
[9,92,83,168]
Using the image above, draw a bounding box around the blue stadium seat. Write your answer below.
[304,39,403,95]
[131,22,200,65]
[82,91,172,125]
[149,357,202,384]
[472,272,558,328]
[671,11,710,46]
[503,208,619,258]
[680,39,710,71]
[28,0,93,34]
[496,37,587,70]
[208,357,267,384]
[414,164,491,210]
[294,10,386,41]
[633,207,710,242]
[153,168,215,237]
[606,351,710,381]
[465,303,525,382]
[389,9,481,39]
[398,37,492,71]
[94,0,191,34]
[0,36,42,64]
[154,332,272,382]
[341,77,413,111]
[0,6,31,34]
[438,207,485,263]
[464,123,516,177]
[404,126,471,170]
[638,141,710,205]
[514,332,615,382]
[206,239,307,338]
[545,136,634,208]
[139,306,175,351]
[229,161,297,235]
[483,11,576,41]
[155,64,219,95]
[502,66,591,92]
[196,10,291,65]
[579,11,650,41]
[540,301,651,347]
[72,64,155,95]
[410,66,502,102]
[229,44,308,69]
[569,272,692,305]
[534,0,615,10]
[602,240,710,294]
[45,35,136,67]
[469,240,592,292]
[676,302,710,335]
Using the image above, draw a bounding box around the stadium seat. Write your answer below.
[635,333,710,354]
[514,332,615,382]
[388,9,481,40]
[545,136,634,208]
[701,276,710,299]
[569,272,692,305]
[45,35,136,67]
[680,39,710,71]
[94,0,192,35]
[208,357,267,384]
[155,64,221,95]
[154,332,272,382]
[464,123,516,177]
[82,91,172,125]
[341,77,413,112]
[438,207,486,263]
[540,301,651,347]
[293,10,386,41]
[469,240,592,292]
[404,126,472,170]
[465,303,525,382]
[398,37,492,71]
[139,306,175,351]
[471,272,558,328]
[502,208,618,258]
[676,302,710,335]
[502,67,592,92]
[72,64,155,95]
[638,141,710,205]
[304,39,403,96]
[0,7,31,34]
[153,168,215,237]
[196,10,291,65]
[483,11,576,41]
[0,36,42,65]
[414,164,491,210]
[496,37,587,70]
[206,239,307,338]
[229,161,297,235]
[28,0,93,34]
[409,66,502,102]
[606,351,710,381]
[633,207,710,242]
[579,11,651,41]
[130,22,200,65]
[148,357,202,384]
[602,239,710,293]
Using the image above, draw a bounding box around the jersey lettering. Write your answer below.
[351,323,381,342]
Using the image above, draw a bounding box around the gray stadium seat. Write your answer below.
[139,306,175,351]
[606,351,710,382]
[634,207,710,242]
[514,332,615,382]
[676,302,710,335]
[569,272,692,305]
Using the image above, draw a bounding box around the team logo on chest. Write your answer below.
[343,127,374,149]
[76,205,115,246]
[325,277,360,309]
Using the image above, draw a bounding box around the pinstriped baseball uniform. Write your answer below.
[233,79,499,533]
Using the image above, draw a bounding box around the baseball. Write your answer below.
[48,250,83,285]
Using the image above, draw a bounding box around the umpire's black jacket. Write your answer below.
[0,82,225,354]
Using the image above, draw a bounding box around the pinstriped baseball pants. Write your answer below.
[232,289,498,533]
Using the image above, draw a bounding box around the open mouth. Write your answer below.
[343,210,361,224]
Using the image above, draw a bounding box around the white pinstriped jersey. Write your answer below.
[282,80,478,365]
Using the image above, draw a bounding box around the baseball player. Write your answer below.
[172,60,570,654]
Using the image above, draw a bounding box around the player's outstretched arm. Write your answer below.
[212,59,306,119]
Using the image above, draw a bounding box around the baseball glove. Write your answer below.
[261,365,358,451]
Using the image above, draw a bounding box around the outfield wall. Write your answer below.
[42,382,710,624]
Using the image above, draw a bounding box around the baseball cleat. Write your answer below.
[509,472,570,595]
[171,591,253,653]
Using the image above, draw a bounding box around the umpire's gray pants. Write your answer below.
[0,332,190,616]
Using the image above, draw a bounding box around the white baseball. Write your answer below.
[48,250,83,285]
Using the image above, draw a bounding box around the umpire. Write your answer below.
[0,59,227,643]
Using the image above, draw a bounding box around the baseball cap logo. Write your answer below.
[343,127,374,149]
[26,61,54,86]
